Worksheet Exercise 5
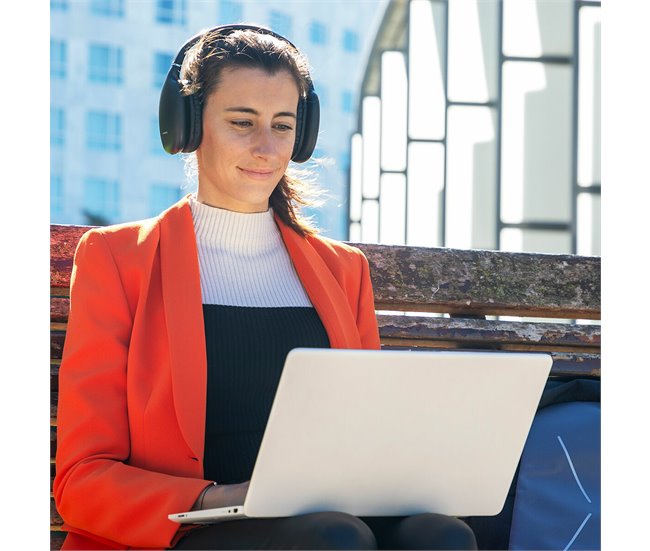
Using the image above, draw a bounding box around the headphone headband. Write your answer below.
[158,24,320,162]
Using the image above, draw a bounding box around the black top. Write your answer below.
[202,304,330,484]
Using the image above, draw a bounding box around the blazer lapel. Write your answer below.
[159,196,207,464]
[275,216,362,349]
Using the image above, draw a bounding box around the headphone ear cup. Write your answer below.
[291,91,320,163]
[158,63,202,154]
[158,64,191,154]
[183,93,203,153]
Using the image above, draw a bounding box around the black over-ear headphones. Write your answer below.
[158,24,320,163]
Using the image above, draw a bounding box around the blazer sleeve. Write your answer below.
[355,249,382,350]
[53,229,210,549]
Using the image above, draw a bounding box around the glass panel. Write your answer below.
[362,96,381,198]
[577,193,601,256]
[407,142,444,247]
[91,0,124,17]
[379,174,406,245]
[448,0,499,102]
[84,178,120,221]
[501,61,572,224]
[501,228,571,254]
[89,45,122,83]
[87,112,121,150]
[343,29,359,52]
[309,21,328,44]
[381,52,407,172]
[503,0,574,57]
[51,108,65,146]
[349,133,363,221]
[349,222,361,242]
[578,6,601,187]
[156,0,186,25]
[446,105,497,250]
[361,200,379,243]
[408,0,446,140]
[51,40,66,78]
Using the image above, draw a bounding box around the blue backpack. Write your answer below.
[464,378,600,550]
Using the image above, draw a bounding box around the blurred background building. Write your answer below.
[349,0,601,255]
[50,0,600,255]
[50,0,385,239]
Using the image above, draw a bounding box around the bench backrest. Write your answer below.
[49,224,600,548]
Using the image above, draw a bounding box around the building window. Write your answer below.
[269,10,292,38]
[156,0,186,25]
[86,111,122,151]
[342,29,359,52]
[153,51,173,88]
[309,21,328,45]
[219,0,243,23]
[51,0,68,11]
[90,0,124,17]
[89,44,123,84]
[84,177,121,222]
[51,39,67,78]
[51,108,65,146]
[149,183,182,216]
[51,175,64,221]
[341,90,354,113]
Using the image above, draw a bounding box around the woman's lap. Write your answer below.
[173,511,477,550]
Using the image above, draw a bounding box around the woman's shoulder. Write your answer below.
[79,216,161,252]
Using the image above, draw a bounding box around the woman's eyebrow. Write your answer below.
[224,107,296,119]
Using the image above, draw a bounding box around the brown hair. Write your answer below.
[180,28,320,236]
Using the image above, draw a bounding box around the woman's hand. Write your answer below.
[192,481,250,511]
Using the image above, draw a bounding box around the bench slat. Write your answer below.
[51,297,601,351]
[353,243,600,320]
[51,297,69,323]
[378,315,599,351]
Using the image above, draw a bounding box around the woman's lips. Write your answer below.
[238,167,276,179]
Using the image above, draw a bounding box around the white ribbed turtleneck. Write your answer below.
[189,194,313,307]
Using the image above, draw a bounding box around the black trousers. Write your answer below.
[173,511,478,550]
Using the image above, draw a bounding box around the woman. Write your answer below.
[54,25,477,550]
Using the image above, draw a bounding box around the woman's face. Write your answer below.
[195,66,300,212]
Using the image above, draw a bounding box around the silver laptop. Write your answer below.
[169,348,552,524]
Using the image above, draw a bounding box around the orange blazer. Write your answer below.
[53,195,381,550]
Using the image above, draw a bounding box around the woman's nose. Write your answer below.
[251,128,276,158]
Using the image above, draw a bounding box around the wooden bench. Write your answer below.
[50,224,600,549]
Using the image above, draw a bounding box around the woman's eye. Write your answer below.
[275,123,294,132]
[231,120,252,128]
